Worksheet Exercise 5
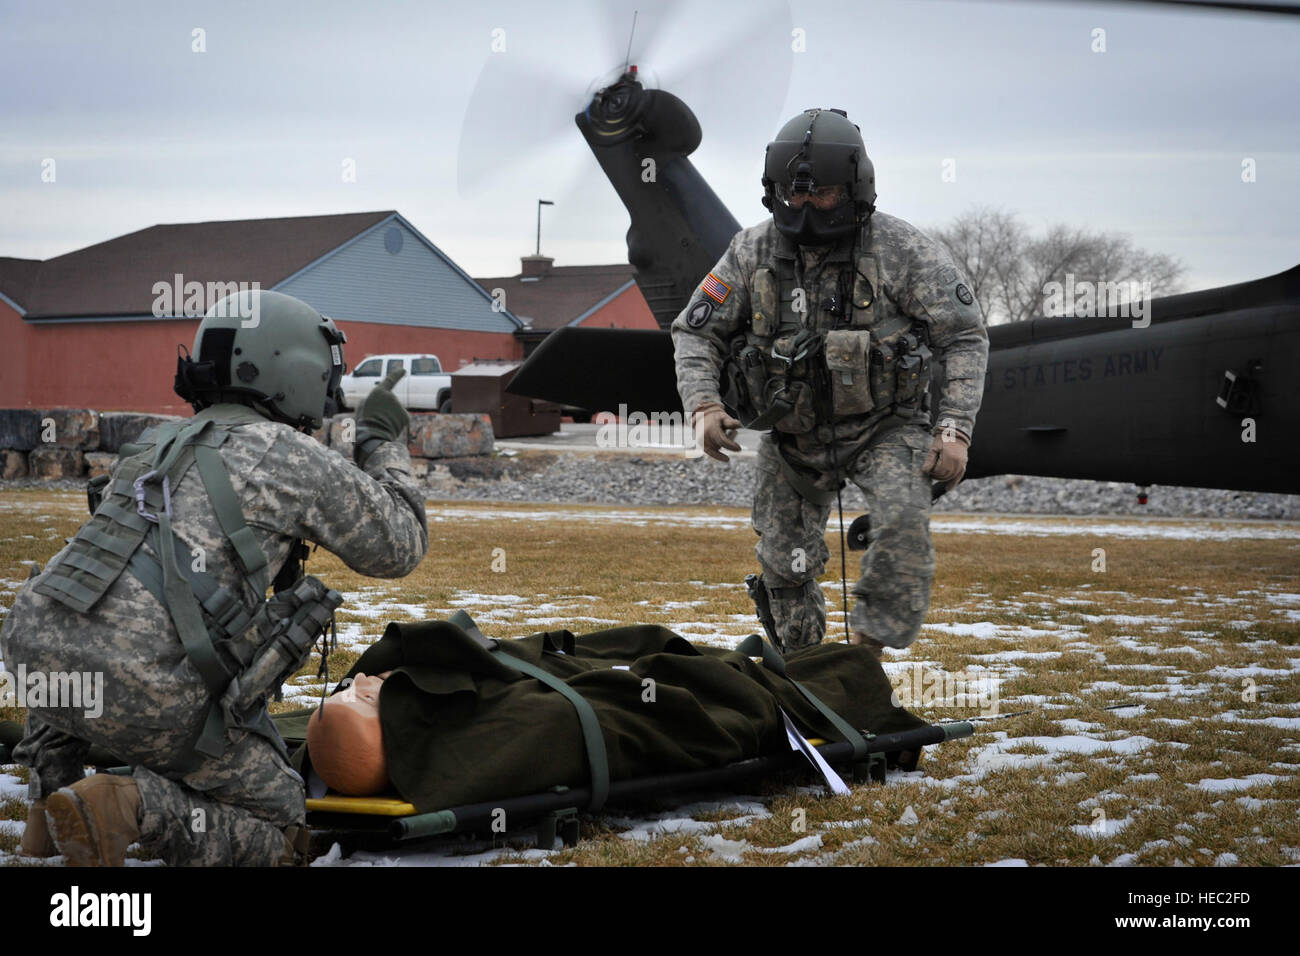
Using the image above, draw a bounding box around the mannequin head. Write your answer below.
[306,672,389,796]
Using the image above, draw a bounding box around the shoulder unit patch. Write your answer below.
[686,299,714,328]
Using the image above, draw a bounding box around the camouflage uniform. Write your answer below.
[673,213,988,652]
[0,407,427,865]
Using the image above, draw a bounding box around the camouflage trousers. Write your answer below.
[752,423,936,653]
[15,713,304,867]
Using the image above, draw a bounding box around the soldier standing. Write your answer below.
[672,109,988,657]
[1,289,428,866]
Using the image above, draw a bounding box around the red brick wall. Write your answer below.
[5,316,521,414]
[336,322,522,374]
[0,300,30,407]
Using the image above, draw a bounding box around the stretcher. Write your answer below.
[2,604,981,858]
[1,719,974,855]
[297,719,975,852]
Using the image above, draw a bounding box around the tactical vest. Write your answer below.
[722,241,932,436]
[34,404,340,768]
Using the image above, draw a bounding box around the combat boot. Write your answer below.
[19,799,57,858]
[45,774,141,867]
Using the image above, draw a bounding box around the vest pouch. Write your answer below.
[852,255,879,328]
[769,332,813,380]
[824,329,874,417]
[768,379,817,434]
[86,473,110,516]
[869,335,898,411]
[739,345,769,418]
[721,340,756,425]
[893,336,933,411]
[752,267,778,338]
[219,575,343,719]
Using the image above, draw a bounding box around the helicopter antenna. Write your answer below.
[624,11,638,74]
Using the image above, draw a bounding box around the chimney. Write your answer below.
[520,255,554,279]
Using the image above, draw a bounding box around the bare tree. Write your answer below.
[929,206,1185,324]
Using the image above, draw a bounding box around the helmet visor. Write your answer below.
[774,182,849,209]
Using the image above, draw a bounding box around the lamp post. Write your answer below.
[536,199,554,256]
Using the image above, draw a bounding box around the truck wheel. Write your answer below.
[438,397,452,414]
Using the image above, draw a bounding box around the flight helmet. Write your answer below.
[761,108,876,244]
[175,289,347,430]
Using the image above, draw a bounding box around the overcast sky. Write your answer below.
[1,0,1296,291]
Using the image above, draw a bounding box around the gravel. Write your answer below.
[423,452,1300,520]
[7,453,1297,520]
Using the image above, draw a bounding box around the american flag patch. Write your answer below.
[702,273,731,304]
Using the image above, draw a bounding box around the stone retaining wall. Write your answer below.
[0,408,494,481]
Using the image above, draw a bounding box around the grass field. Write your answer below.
[2,489,1298,867]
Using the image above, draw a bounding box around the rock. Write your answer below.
[29,447,85,480]
[409,458,430,479]
[0,449,28,479]
[445,457,510,481]
[98,412,183,453]
[408,414,494,459]
[0,410,43,451]
[85,451,116,479]
[41,409,99,449]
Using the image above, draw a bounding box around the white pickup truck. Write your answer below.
[340,353,453,412]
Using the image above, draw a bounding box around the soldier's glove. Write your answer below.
[355,367,410,463]
[692,402,742,463]
[922,426,970,491]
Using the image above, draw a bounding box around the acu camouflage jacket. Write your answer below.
[671,212,990,442]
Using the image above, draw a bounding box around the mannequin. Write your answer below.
[305,672,390,796]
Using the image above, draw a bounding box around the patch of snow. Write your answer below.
[1072,815,1133,838]
[1056,719,1105,733]
[1189,774,1285,793]
[755,834,823,854]
[701,835,750,863]
[0,773,29,801]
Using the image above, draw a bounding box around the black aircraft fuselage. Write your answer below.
[510,70,1299,495]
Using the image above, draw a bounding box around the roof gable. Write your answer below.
[21,211,394,318]
[0,257,42,312]
[276,215,522,333]
[474,264,638,330]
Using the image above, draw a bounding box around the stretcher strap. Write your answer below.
[736,634,869,761]
[449,611,611,813]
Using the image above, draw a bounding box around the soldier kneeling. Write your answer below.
[1,290,428,866]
